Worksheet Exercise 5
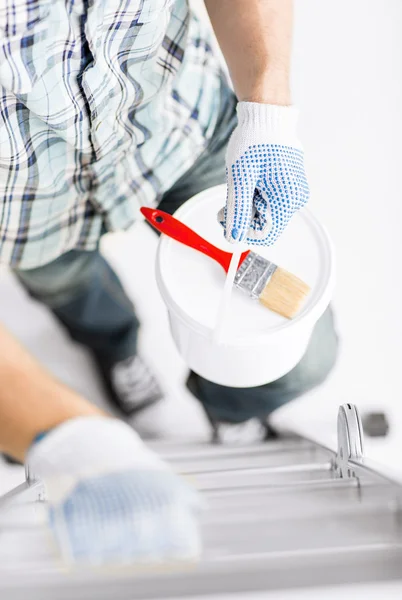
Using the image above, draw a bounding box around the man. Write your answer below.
[0,0,338,442]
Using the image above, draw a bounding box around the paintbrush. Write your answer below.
[141,207,310,319]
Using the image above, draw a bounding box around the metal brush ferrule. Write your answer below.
[234,252,277,299]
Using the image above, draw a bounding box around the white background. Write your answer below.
[1,0,402,485]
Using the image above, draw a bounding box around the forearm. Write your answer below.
[204,0,293,105]
[0,323,104,462]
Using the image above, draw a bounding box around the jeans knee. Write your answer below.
[15,250,98,307]
[277,306,339,397]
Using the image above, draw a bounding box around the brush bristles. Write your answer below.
[259,268,310,319]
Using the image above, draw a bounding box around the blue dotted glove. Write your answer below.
[219,102,310,245]
[27,418,201,567]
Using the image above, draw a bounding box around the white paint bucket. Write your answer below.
[156,185,335,387]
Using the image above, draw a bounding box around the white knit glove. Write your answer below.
[219,102,310,245]
[26,417,201,566]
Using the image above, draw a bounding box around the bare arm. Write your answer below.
[0,323,104,462]
[204,0,293,105]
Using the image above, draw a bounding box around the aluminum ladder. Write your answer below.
[0,403,402,599]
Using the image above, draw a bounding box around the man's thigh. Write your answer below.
[158,82,237,215]
[15,249,102,308]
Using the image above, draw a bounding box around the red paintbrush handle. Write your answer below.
[140,207,249,272]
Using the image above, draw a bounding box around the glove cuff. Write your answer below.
[27,416,166,481]
[237,102,300,143]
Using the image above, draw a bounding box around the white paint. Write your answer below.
[212,245,244,345]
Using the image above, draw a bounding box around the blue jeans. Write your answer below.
[16,83,338,424]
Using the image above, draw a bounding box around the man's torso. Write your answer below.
[0,0,223,268]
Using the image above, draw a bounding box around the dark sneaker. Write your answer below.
[97,356,212,440]
[98,355,163,418]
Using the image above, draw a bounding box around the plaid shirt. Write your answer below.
[0,0,223,268]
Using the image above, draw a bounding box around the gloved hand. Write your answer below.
[26,417,201,567]
[219,102,310,245]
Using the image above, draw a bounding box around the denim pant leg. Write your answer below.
[15,249,139,367]
[187,307,339,424]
